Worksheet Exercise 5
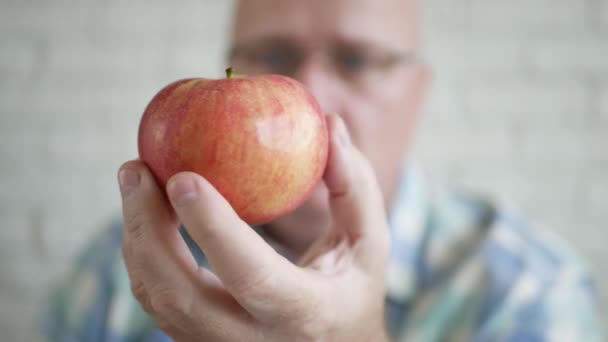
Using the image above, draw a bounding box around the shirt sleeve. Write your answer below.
[477,249,604,341]
[474,212,604,342]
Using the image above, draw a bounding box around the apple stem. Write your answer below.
[226,67,234,79]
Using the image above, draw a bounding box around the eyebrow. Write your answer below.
[228,37,300,60]
[228,36,423,64]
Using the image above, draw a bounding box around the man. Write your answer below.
[47,0,602,341]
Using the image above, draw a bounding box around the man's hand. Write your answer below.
[118,114,390,341]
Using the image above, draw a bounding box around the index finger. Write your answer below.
[166,172,314,318]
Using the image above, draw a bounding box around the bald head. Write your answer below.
[231,0,422,52]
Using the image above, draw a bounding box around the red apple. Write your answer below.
[138,68,329,225]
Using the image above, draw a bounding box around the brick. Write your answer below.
[0,85,48,130]
[0,295,43,342]
[0,128,49,211]
[422,81,468,127]
[583,162,608,224]
[521,188,580,226]
[163,4,231,76]
[0,177,44,225]
[43,210,107,261]
[0,125,129,222]
[96,2,177,41]
[94,0,231,45]
[470,0,589,38]
[600,86,608,122]
[427,37,525,79]
[423,0,472,32]
[46,125,129,169]
[13,174,118,260]
[0,253,50,297]
[584,126,608,161]
[530,39,608,78]
[0,213,31,257]
[46,38,168,76]
[165,42,227,80]
[466,80,591,127]
[417,125,517,162]
[167,0,232,32]
[0,40,36,81]
[57,79,160,117]
[0,2,100,40]
[10,75,157,134]
[0,218,51,306]
[602,0,608,29]
[519,125,608,163]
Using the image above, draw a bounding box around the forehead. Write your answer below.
[231,0,420,50]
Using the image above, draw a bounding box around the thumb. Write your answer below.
[323,114,390,271]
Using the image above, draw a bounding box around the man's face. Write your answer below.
[229,0,429,249]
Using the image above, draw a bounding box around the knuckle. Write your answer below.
[130,279,147,302]
[290,292,332,341]
[291,293,320,324]
[230,267,275,301]
[149,287,188,318]
[275,291,309,322]
[147,286,214,337]
[262,276,322,324]
[154,317,175,336]
[122,212,152,262]
[124,211,147,241]
[130,279,153,313]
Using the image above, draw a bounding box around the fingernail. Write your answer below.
[168,178,199,206]
[118,168,140,197]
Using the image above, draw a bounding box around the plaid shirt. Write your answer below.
[46,165,603,341]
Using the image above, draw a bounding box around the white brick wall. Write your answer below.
[601,0,608,27]
[601,85,608,121]
[469,0,593,38]
[419,0,608,327]
[0,0,606,340]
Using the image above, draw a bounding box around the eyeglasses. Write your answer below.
[229,40,421,92]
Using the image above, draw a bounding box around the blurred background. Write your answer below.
[0,0,606,340]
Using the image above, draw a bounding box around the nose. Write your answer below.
[293,57,340,115]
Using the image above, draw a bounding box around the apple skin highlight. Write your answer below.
[138,72,329,225]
